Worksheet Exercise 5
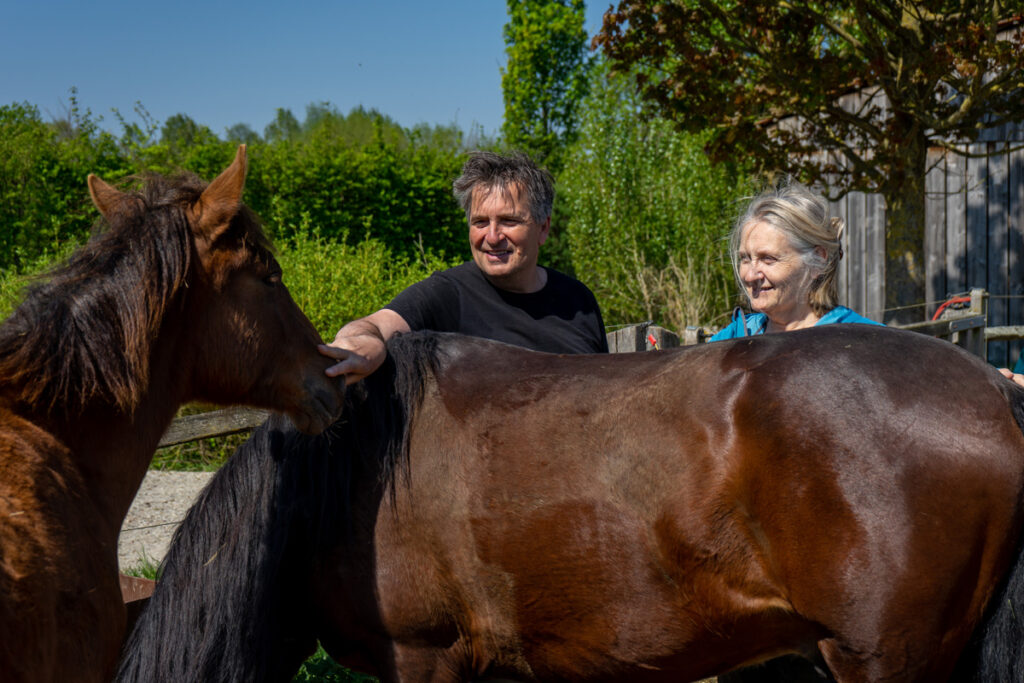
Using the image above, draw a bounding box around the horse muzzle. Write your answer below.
[290,379,345,435]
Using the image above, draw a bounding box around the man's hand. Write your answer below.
[998,367,1024,388]
[318,309,411,385]
[319,334,386,385]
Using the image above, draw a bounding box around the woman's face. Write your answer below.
[737,220,819,325]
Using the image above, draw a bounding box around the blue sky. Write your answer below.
[2,1,611,139]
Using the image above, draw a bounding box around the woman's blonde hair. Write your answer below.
[729,181,844,316]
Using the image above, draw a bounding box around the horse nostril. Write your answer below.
[310,384,343,421]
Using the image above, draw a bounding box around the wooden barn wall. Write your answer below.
[833,122,1024,367]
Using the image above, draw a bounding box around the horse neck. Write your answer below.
[45,309,192,536]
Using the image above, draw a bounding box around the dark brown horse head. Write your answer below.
[85,146,344,433]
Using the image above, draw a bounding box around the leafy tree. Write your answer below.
[155,113,228,177]
[244,117,467,261]
[0,100,127,269]
[264,107,301,143]
[558,60,752,330]
[225,122,261,145]
[597,1,1024,321]
[301,103,408,148]
[161,113,217,150]
[501,0,590,169]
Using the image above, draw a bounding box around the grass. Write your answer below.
[121,551,161,581]
[150,431,249,471]
[293,647,378,683]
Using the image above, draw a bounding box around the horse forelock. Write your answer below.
[0,171,269,416]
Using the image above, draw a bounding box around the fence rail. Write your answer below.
[158,406,269,448]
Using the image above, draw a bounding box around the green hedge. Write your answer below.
[0,101,469,273]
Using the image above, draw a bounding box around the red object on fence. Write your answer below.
[932,296,973,321]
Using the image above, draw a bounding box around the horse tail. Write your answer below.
[960,381,1024,681]
[116,413,344,683]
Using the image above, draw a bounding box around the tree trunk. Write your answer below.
[882,132,929,325]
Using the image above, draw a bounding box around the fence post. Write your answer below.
[646,325,680,350]
[606,323,649,353]
[958,288,988,359]
[606,323,682,353]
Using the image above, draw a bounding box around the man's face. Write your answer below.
[468,183,549,292]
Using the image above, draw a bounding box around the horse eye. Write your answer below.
[264,272,282,286]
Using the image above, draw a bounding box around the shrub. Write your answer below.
[558,62,754,331]
[276,222,458,343]
[0,101,127,270]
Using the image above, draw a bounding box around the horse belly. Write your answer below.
[379,389,783,680]
[371,500,687,680]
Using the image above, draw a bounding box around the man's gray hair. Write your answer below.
[452,151,554,224]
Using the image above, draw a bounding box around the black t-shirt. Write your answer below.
[385,262,608,354]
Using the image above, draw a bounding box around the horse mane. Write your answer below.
[0,171,271,415]
[298,330,444,509]
[362,330,443,489]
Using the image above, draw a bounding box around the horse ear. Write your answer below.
[87,174,125,220]
[192,144,248,243]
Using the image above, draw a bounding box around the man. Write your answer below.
[319,151,607,384]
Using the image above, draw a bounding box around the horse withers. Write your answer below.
[0,146,344,683]
[119,326,1024,682]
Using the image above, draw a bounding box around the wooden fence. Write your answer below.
[829,121,1024,369]
[157,405,269,448]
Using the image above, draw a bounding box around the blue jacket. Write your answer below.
[709,305,884,341]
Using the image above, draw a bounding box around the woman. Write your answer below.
[710,182,882,340]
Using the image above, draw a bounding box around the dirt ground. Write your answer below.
[118,470,213,570]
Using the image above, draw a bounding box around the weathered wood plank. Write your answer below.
[825,153,849,307]
[946,150,968,294]
[898,315,986,338]
[986,326,1024,342]
[924,148,947,319]
[847,191,866,317]
[645,325,680,350]
[966,143,989,289]
[865,191,885,321]
[1009,147,1024,369]
[158,406,271,448]
[987,143,1010,365]
[606,324,650,353]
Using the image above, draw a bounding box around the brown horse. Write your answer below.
[118,326,1024,682]
[0,146,344,683]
